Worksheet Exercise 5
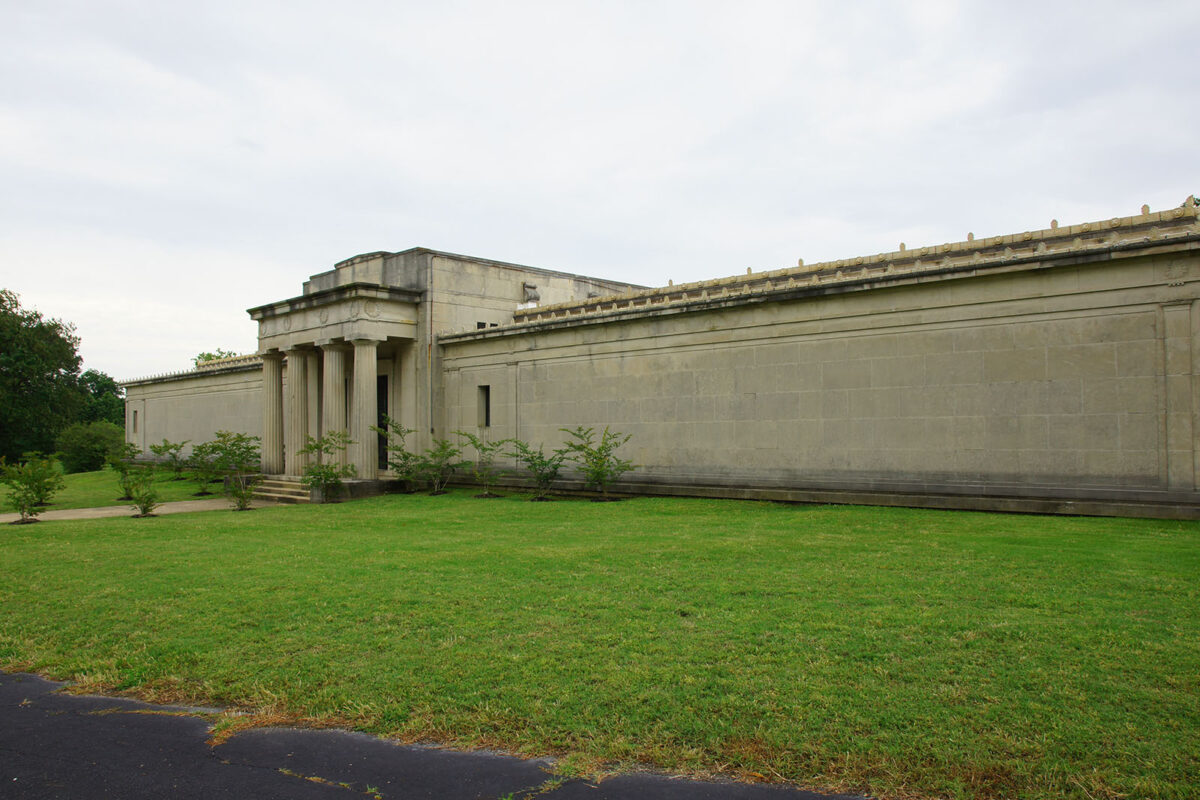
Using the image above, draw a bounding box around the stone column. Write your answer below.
[261,352,284,475]
[306,351,321,444]
[352,339,379,480]
[284,347,310,477]
[398,342,419,436]
[321,345,349,466]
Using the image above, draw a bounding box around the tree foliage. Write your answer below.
[187,440,223,496]
[507,439,569,501]
[55,421,125,474]
[0,291,125,460]
[128,466,161,517]
[1,454,65,523]
[77,369,125,426]
[0,290,83,460]
[455,431,511,497]
[106,442,141,501]
[373,415,422,484]
[193,349,239,367]
[417,439,467,495]
[298,431,357,502]
[560,426,635,499]
[210,430,261,510]
[149,438,190,480]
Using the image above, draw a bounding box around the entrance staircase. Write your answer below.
[254,477,312,504]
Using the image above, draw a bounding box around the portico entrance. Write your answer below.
[248,283,422,479]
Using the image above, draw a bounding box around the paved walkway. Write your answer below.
[1,673,866,800]
[0,497,274,525]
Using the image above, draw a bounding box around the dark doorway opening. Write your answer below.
[377,375,388,471]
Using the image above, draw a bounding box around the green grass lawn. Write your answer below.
[1,494,1196,799]
[3,467,211,511]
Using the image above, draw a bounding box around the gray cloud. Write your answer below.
[1,0,1196,378]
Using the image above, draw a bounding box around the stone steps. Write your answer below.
[254,478,312,504]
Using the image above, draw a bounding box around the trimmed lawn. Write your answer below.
[4,467,210,511]
[0,494,1196,799]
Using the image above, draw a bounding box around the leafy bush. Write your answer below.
[373,416,422,485]
[193,349,238,367]
[187,440,222,496]
[129,467,160,517]
[299,431,357,502]
[149,438,190,480]
[561,426,635,499]
[106,442,141,500]
[417,439,467,495]
[1,454,65,523]
[506,439,569,501]
[210,431,261,511]
[55,421,125,474]
[455,431,511,497]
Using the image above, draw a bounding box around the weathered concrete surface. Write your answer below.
[123,204,1200,518]
[0,673,864,800]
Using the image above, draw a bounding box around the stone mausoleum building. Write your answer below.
[123,200,1200,518]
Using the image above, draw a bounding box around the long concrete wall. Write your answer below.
[440,239,1200,513]
[124,364,263,455]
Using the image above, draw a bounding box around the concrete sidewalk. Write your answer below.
[0,673,867,800]
[0,497,274,525]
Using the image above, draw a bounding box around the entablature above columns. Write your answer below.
[249,282,419,352]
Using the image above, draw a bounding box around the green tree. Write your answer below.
[1,454,65,523]
[149,438,190,480]
[417,439,467,495]
[193,349,239,367]
[55,421,125,473]
[77,369,125,426]
[210,430,261,510]
[372,415,422,485]
[0,290,83,460]
[128,466,160,517]
[455,431,511,497]
[298,432,357,502]
[187,440,223,496]
[507,439,569,501]
[561,426,635,500]
[106,442,141,501]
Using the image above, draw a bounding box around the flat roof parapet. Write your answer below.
[121,354,264,388]
[510,201,1200,325]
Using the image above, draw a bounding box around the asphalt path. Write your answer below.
[0,672,866,800]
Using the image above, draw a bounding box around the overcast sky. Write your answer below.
[2,1,1197,380]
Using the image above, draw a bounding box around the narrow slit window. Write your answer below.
[132,410,138,433]
[478,385,491,428]
[476,321,487,329]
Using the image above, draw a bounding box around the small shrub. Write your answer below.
[187,440,222,496]
[1,454,65,523]
[55,421,124,474]
[507,439,569,501]
[455,431,511,497]
[372,415,422,485]
[149,438,190,480]
[298,431,357,502]
[129,467,160,517]
[210,430,261,511]
[417,439,467,495]
[106,442,141,500]
[561,426,635,500]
